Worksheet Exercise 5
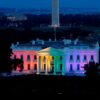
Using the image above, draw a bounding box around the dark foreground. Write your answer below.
[0,75,100,98]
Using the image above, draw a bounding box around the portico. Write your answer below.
[37,47,64,75]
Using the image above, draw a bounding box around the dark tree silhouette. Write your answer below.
[11,58,23,72]
[83,61,100,78]
[0,37,12,73]
[0,30,25,75]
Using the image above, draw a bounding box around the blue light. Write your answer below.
[0,0,100,9]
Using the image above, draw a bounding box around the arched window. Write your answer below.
[91,55,94,61]
[27,55,30,61]
[83,55,87,62]
[70,55,73,61]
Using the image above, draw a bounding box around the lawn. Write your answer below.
[0,75,100,98]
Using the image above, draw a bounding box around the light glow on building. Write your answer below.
[11,39,99,76]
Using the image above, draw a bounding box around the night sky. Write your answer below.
[0,0,100,9]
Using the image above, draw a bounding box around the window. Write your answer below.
[70,64,73,71]
[20,55,23,60]
[27,55,30,61]
[91,55,94,61]
[60,64,62,71]
[70,55,73,61]
[34,55,37,60]
[34,64,37,70]
[77,55,80,61]
[77,64,80,71]
[83,55,87,62]
[28,64,30,70]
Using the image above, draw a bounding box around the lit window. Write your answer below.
[27,55,30,61]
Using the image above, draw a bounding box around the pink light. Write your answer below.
[12,50,37,71]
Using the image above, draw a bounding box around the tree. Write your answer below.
[0,37,12,73]
[83,61,100,78]
[0,30,24,74]
[11,58,23,72]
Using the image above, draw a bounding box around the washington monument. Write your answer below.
[52,0,60,27]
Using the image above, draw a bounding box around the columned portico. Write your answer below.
[37,55,55,74]
[37,47,63,75]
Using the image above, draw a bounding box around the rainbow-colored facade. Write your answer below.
[11,39,99,76]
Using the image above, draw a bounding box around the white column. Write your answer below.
[62,55,65,75]
[45,56,48,75]
[37,56,40,74]
[54,56,56,75]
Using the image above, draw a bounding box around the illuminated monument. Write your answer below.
[52,0,60,27]
[11,39,99,76]
[10,0,100,76]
